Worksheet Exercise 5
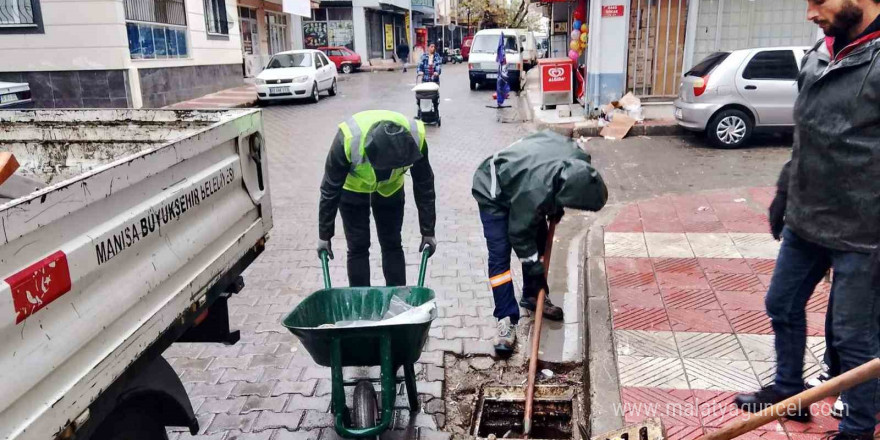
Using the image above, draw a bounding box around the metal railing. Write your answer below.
[627,0,688,97]
[124,0,186,27]
[0,0,35,25]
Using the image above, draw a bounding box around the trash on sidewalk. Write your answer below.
[619,92,644,122]
[541,369,554,379]
[599,113,636,140]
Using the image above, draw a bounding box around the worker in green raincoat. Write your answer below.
[472,130,608,356]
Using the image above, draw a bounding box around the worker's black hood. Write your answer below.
[365,121,422,170]
[555,159,608,211]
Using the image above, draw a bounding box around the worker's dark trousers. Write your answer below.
[339,189,406,287]
[479,208,548,325]
[766,227,879,433]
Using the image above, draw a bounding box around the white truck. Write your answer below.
[0,109,272,440]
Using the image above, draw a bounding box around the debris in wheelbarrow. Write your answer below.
[281,249,435,439]
[321,297,437,328]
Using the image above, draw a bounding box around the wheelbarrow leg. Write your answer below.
[403,363,420,412]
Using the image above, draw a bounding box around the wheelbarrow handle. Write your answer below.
[319,248,430,289]
[319,250,332,289]
[417,248,431,288]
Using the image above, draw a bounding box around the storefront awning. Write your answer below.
[379,2,409,13]
[411,5,434,16]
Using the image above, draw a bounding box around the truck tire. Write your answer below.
[93,405,169,440]
[352,380,378,429]
[470,80,477,91]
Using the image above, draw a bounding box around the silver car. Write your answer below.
[674,46,810,148]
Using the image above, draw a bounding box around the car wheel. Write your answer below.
[470,80,477,91]
[310,83,320,103]
[328,79,338,96]
[707,109,753,149]
[342,64,353,74]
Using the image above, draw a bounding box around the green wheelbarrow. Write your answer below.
[281,250,435,438]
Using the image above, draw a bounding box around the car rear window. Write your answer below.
[686,52,730,77]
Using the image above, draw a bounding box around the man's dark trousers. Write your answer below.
[766,227,880,434]
[479,209,548,325]
[339,189,406,286]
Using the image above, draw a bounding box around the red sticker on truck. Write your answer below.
[7,251,72,324]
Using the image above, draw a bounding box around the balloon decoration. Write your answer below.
[568,49,579,62]
[570,29,580,40]
[570,0,587,100]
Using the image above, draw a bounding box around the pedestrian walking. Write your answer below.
[397,39,410,73]
[734,1,880,437]
[317,110,436,287]
[471,130,608,357]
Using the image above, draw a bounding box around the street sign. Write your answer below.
[602,5,625,17]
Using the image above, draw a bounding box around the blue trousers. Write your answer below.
[479,209,547,325]
[766,227,880,434]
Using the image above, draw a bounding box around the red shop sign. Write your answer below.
[541,62,572,93]
[602,5,625,17]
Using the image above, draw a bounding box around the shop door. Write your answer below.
[367,10,384,59]
[627,0,689,96]
[691,0,816,70]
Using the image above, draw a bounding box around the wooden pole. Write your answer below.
[523,220,558,437]
[699,358,880,440]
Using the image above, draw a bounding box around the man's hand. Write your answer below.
[419,236,437,257]
[317,239,334,259]
[769,191,787,241]
[549,207,564,224]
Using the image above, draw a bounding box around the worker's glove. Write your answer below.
[522,262,549,298]
[419,236,437,257]
[317,239,334,260]
[549,207,565,224]
[768,191,787,241]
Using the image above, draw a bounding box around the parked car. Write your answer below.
[468,29,527,91]
[319,46,362,74]
[674,46,810,148]
[0,81,32,109]
[255,49,338,104]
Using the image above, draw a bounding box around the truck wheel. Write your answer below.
[93,405,169,440]
[352,380,378,429]
[707,109,752,149]
[470,80,477,91]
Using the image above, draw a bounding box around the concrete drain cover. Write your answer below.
[473,386,577,440]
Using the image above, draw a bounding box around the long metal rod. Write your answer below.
[662,0,672,94]
[642,0,651,95]
[523,220,557,437]
[698,358,880,440]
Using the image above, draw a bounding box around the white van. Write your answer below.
[468,28,531,91]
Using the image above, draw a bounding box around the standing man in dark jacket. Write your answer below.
[397,39,410,73]
[472,130,608,356]
[318,110,436,287]
[735,1,880,438]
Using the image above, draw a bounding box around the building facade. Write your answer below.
[575,0,821,107]
[237,0,299,77]
[0,0,245,108]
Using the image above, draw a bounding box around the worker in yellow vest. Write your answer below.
[317,110,436,286]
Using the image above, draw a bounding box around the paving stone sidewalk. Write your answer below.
[593,187,845,440]
[165,85,257,109]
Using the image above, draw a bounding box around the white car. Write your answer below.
[255,49,338,104]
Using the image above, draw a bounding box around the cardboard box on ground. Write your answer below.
[599,92,643,140]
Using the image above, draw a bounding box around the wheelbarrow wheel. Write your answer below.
[352,380,378,429]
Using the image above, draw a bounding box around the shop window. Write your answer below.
[124,0,189,58]
[327,7,351,21]
[267,12,290,54]
[239,6,258,55]
[0,0,44,34]
[204,0,228,35]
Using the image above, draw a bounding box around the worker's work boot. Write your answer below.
[493,317,516,358]
[734,385,811,422]
[519,295,564,321]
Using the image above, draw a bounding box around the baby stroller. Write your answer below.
[412,81,441,126]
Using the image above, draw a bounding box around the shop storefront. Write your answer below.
[364,7,406,59]
[238,0,295,77]
[303,6,356,49]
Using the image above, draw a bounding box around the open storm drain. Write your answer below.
[473,386,577,440]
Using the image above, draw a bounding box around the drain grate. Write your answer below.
[474,386,576,440]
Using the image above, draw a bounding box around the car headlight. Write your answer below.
[292,76,309,84]
[255,78,266,85]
